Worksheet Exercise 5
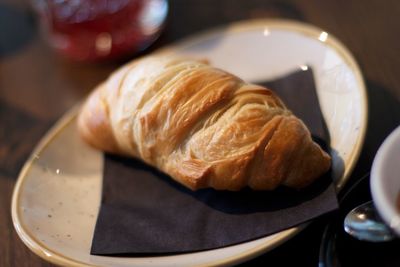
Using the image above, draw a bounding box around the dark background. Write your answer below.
[1,0,399,266]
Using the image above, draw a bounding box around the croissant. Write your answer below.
[78,55,331,191]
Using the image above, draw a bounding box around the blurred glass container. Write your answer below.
[33,0,168,62]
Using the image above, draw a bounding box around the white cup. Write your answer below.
[371,125,400,236]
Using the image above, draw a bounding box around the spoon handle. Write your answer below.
[338,172,370,204]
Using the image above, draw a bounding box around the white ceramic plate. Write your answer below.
[12,19,367,267]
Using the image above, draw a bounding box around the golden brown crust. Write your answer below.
[77,84,120,154]
[77,55,331,191]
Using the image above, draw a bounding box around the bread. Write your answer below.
[78,55,331,191]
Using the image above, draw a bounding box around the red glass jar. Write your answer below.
[34,0,168,62]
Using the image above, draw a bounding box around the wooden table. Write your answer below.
[1,0,399,266]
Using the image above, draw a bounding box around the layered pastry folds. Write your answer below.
[78,55,331,191]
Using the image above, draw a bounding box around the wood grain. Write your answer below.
[1,0,399,266]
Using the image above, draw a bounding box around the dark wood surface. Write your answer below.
[1,0,399,266]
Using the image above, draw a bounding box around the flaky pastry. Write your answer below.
[78,55,331,191]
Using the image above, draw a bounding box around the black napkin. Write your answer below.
[90,68,338,255]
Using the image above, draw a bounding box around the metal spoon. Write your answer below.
[344,200,396,242]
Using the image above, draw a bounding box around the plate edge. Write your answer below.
[11,104,96,267]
